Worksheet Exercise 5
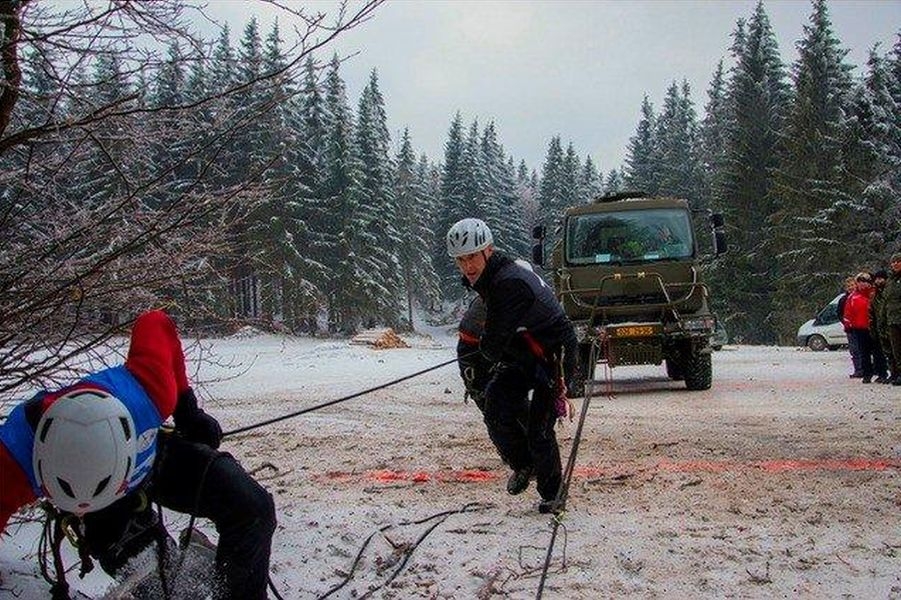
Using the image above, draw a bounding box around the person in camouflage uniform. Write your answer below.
[869,270,892,383]
[884,254,901,386]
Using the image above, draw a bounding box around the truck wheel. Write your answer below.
[665,358,685,381]
[568,343,595,397]
[683,353,712,390]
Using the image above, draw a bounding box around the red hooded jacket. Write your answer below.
[842,288,873,330]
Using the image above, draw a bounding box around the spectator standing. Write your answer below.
[884,253,901,386]
[837,276,863,378]
[869,270,892,383]
[842,273,877,383]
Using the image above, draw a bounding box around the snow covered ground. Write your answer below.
[2,324,899,599]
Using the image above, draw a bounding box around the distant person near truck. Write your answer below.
[869,270,892,384]
[884,253,901,385]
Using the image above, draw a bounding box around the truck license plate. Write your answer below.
[610,325,659,337]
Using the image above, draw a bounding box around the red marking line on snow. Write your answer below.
[317,469,500,484]
[315,458,899,485]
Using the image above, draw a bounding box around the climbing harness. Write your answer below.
[38,503,88,600]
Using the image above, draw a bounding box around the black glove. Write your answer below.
[173,388,223,449]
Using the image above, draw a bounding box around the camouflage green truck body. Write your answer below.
[536,193,725,391]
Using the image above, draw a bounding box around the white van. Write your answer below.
[796,293,848,351]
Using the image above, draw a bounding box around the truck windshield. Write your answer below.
[565,208,694,265]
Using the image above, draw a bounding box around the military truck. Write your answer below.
[532,191,726,392]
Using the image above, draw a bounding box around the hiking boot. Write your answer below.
[538,498,564,515]
[506,468,532,495]
[849,373,863,378]
[862,376,872,384]
[892,377,901,386]
[874,376,888,384]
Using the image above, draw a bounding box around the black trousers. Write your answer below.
[84,433,276,600]
[483,363,562,501]
[888,324,901,378]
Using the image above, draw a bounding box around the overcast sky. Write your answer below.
[205,0,899,173]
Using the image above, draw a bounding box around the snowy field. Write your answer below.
[1,323,899,599]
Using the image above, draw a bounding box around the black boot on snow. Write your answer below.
[538,499,564,515]
[506,468,532,495]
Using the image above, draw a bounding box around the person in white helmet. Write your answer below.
[0,310,275,599]
[447,218,578,514]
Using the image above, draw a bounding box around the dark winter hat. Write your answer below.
[873,270,888,280]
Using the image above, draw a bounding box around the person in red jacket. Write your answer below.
[0,310,275,599]
[842,273,877,383]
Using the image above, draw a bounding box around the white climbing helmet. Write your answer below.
[446,218,493,257]
[33,388,138,515]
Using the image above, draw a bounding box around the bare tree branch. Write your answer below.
[0,0,385,403]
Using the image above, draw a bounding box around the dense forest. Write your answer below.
[1,0,899,394]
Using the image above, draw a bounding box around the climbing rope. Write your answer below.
[317,502,494,599]
[222,355,463,438]
[535,341,612,599]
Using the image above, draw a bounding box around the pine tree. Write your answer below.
[537,135,564,224]
[353,69,402,327]
[73,53,140,211]
[148,43,194,189]
[320,54,362,332]
[625,96,658,194]
[821,48,900,274]
[770,0,855,338]
[297,57,327,196]
[654,80,703,202]
[889,33,901,110]
[436,112,467,297]
[698,60,730,213]
[713,1,789,343]
[19,47,61,127]
[516,159,541,236]
[395,129,441,326]
[604,169,624,194]
[211,25,236,95]
[460,119,485,219]
[560,142,581,210]
[580,155,602,202]
[245,21,325,330]
[480,121,527,257]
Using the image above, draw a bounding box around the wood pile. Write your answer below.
[349,328,410,349]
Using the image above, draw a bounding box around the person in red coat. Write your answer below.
[0,310,275,599]
[842,273,877,383]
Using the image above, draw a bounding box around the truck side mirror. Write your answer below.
[532,242,545,266]
[532,224,546,240]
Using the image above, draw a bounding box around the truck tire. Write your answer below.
[568,343,595,397]
[683,353,712,390]
[665,358,685,381]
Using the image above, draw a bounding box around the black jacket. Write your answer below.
[469,253,575,370]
